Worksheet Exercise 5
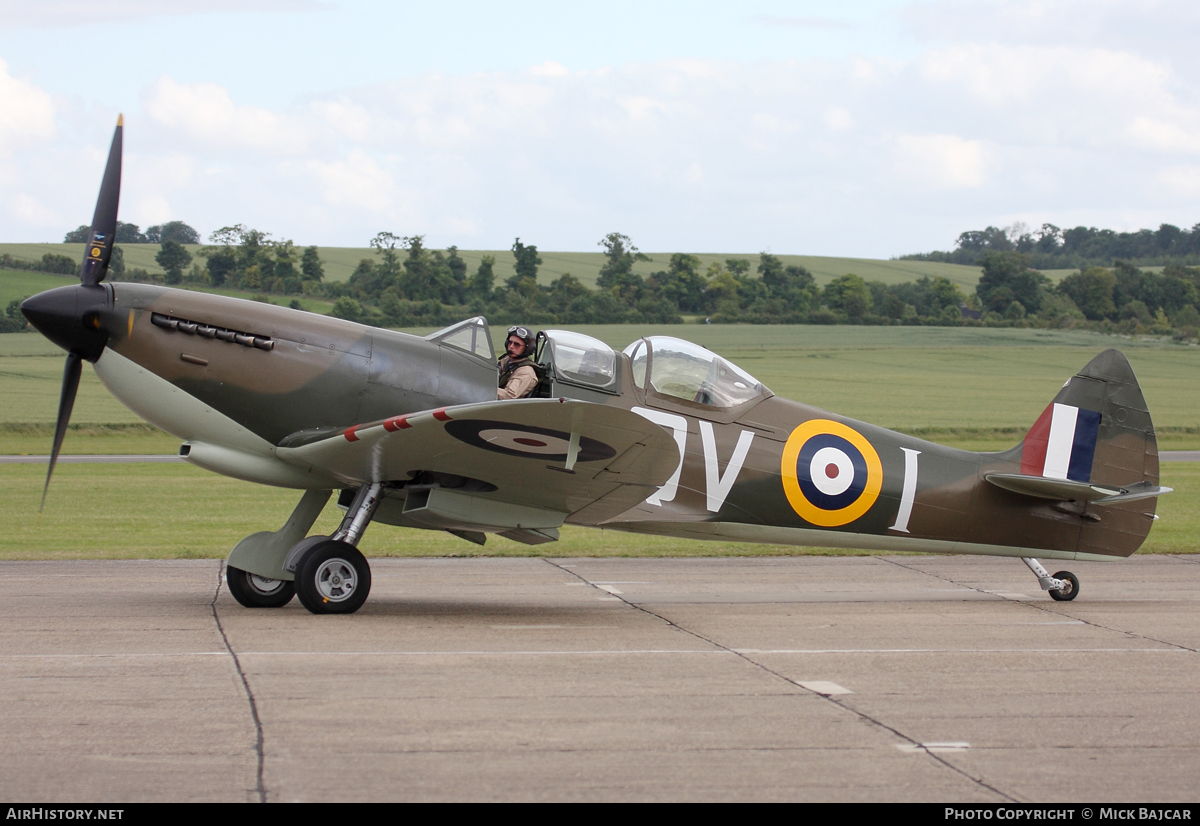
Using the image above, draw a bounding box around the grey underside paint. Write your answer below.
[604,519,1123,562]
[226,489,332,580]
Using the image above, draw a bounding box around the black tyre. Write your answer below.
[1049,570,1080,602]
[227,565,295,608]
[294,540,371,615]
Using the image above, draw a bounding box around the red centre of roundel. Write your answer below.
[825,463,840,479]
[514,437,547,447]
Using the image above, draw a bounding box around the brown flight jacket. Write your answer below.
[497,356,538,399]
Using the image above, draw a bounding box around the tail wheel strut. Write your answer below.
[1021,557,1080,602]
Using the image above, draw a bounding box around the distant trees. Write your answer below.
[155,240,192,284]
[29,220,1200,342]
[975,251,1051,314]
[300,246,324,283]
[198,224,324,294]
[509,238,542,297]
[146,221,201,244]
[905,221,1200,269]
[468,255,496,301]
[65,221,200,245]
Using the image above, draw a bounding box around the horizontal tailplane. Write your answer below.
[1014,349,1164,557]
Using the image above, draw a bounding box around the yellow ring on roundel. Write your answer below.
[780,418,883,527]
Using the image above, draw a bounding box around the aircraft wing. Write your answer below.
[276,398,680,529]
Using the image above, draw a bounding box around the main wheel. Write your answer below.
[294,540,371,615]
[1049,570,1080,602]
[226,565,295,608]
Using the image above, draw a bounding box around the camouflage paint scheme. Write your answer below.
[27,119,1167,613]
[55,280,1161,566]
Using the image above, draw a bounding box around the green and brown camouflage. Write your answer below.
[17,118,1170,614]
[26,279,1164,559]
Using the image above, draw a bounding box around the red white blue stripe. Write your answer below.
[1021,403,1102,482]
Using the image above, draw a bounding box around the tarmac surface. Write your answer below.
[1,555,1198,802]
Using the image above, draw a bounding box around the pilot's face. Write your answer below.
[505,336,526,357]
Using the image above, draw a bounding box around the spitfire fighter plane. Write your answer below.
[21,120,1171,614]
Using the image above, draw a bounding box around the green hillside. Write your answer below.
[0,243,983,290]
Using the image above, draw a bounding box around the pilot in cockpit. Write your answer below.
[497,325,538,399]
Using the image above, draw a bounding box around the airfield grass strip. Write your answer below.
[3,423,1197,456]
[1,463,1194,561]
[0,422,165,436]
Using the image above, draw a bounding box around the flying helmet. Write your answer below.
[505,325,535,358]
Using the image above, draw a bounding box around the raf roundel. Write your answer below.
[781,419,883,527]
[444,419,617,463]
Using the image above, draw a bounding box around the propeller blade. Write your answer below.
[80,116,123,287]
[40,353,82,513]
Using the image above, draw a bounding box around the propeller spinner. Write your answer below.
[21,116,123,510]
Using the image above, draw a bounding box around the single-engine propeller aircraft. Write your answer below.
[22,120,1172,613]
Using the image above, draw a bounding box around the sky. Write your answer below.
[0,0,1197,258]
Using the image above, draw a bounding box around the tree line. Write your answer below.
[5,223,1197,342]
[903,221,1200,270]
[316,232,979,329]
[64,220,201,245]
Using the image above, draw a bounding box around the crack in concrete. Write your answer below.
[881,557,1200,653]
[543,558,1017,803]
[210,561,267,804]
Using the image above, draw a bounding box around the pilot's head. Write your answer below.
[506,325,533,359]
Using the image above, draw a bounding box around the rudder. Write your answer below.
[1020,349,1163,557]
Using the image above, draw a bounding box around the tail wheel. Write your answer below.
[1049,571,1080,602]
[226,565,295,608]
[294,540,372,615]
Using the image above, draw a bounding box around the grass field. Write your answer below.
[1,242,986,290]
[1,319,1195,560]
[2,325,1196,453]
[0,268,336,319]
[1,461,1194,560]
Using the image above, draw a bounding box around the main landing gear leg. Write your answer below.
[287,483,384,615]
[226,488,332,608]
[1021,557,1080,602]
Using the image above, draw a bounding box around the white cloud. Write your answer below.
[0,58,55,156]
[306,150,394,212]
[894,134,988,189]
[143,76,307,154]
[129,194,175,226]
[530,61,569,77]
[12,15,1200,257]
[311,99,374,142]
[130,151,197,191]
[0,0,325,28]
[620,96,667,121]
[10,192,58,226]
[1127,117,1200,155]
[1157,165,1200,198]
[920,44,1171,107]
[824,108,853,131]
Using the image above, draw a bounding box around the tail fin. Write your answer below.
[1021,349,1163,556]
[1025,349,1158,488]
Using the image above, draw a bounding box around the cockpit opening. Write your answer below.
[622,336,768,409]
[538,330,618,392]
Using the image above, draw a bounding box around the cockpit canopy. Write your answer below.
[623,336,768,409]
[541,330,618,390]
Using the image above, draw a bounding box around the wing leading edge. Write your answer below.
[276,398,681,531]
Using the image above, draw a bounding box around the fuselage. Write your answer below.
[29,281,1158,563]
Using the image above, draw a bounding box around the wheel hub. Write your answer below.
[247,573,286,596]
[315,558,357,602]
